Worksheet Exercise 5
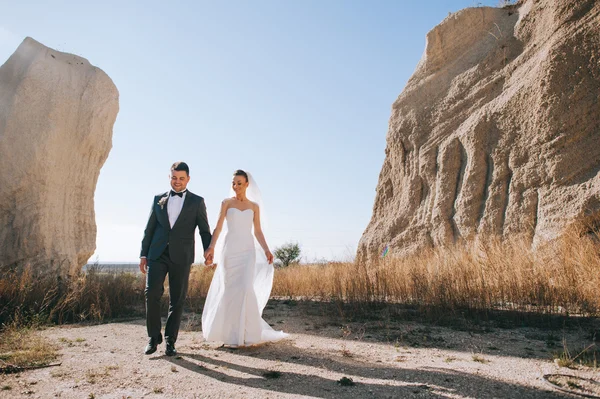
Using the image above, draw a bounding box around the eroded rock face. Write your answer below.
[0,37,119,275]
[358,0,600,262]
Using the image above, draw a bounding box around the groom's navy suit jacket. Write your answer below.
[140,191,212,266]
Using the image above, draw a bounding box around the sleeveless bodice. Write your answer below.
[226,208,253,234]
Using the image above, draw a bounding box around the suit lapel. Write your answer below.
[171,191,193,231]
[157,192,171,230]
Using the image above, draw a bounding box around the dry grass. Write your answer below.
[471,354,490,364]
[0,322,58,371]
[553,339,598,368]
[269,232,600,317]
[186,266,215,313]
[1,225,598,332]
[0,265,144,326]
[0,228,598,378]
[0,265,143,373]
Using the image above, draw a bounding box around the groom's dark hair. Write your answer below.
[171,161,190,175]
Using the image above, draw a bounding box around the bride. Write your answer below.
[201,169,288,347]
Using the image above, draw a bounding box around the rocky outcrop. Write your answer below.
[0,37,119,275]
[358,0,600,262]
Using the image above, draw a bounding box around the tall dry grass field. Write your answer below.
[1,228,598,328]
[271,232,600,317]
[0,265,144,326]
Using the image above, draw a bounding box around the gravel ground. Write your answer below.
[1,301,598,398]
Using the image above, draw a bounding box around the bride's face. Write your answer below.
[232,175,249,195]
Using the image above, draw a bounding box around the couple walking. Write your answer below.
[139,162,287,356]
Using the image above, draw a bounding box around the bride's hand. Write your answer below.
[265,250,274,264]
[204,248,214,265]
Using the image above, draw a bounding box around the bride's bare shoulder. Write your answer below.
[249,200,260,211]
[221,198,235,207]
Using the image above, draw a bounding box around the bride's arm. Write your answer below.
[204,200,228,265]
[252,204,274,264]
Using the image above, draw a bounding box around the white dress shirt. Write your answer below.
[167,191,187,228]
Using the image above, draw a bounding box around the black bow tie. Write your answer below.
[170,190,186,198]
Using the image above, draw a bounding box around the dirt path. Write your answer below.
[1,301,598,398]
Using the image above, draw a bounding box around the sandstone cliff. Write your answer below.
[0,37,119,275]
[358,0,600,262]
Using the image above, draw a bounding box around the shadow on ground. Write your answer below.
[187,299,600,363]
[112,298,599,364]
[156,341,573,399]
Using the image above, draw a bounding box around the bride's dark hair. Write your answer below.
[233,169,249,183]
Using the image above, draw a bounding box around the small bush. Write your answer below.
[273,242,301,267]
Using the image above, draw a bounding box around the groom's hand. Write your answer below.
[139,258,148,274]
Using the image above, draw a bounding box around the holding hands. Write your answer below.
[204,247,215,266]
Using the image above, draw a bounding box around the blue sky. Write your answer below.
[0,0,499,263]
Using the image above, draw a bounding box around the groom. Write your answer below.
[139,161,212,356]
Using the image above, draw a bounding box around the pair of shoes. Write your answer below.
[165,339,177,356]
[144,335,163,355]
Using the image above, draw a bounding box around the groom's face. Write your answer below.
[170,170,190,192]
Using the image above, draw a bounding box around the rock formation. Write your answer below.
[0,37,119,275]
[358,0,600,262]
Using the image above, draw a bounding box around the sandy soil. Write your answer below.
[1,301,598,398]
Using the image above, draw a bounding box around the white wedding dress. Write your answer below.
[201,207,288,346]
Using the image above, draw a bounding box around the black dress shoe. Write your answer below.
[165,340,177,356]
[144,335,163,355]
